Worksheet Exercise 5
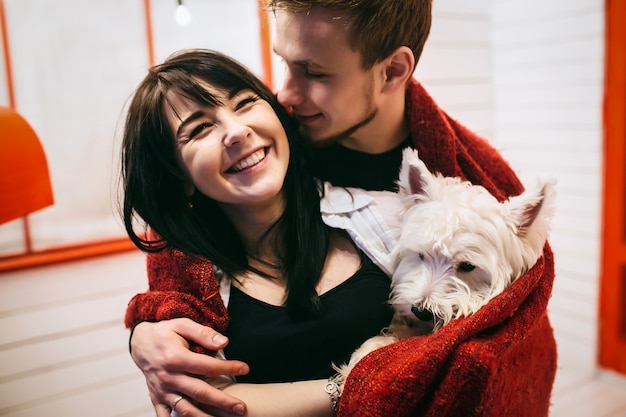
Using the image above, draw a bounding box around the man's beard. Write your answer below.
[303,107,378,148]
[301,73,378,148]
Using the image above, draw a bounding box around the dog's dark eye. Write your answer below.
[419,253,425,261]
[458,262,476,272]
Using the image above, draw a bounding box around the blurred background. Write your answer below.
[1,0,624,416]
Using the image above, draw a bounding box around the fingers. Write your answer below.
[171,395,184,411]
[131,319,248,415]
[132,318,227,355]
[152,319,250,378]
[170,395,211,417]
[153,393,222,417]
[199,403,248,417]
[154,398,211,417]
[171,318,231,350]
[158,392,246,417]
[154,402,173,417]
[163,374,245,415]
[151,340,249,380]
[131,319,250,378]
[169,352,249,379]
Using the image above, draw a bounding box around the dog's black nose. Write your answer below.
[411,306,434,322]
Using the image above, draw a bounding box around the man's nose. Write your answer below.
[277,70,304,108]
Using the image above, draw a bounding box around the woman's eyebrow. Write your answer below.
[227,88,248,100]
[176,110,205,137]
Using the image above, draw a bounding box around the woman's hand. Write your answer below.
[130,318,250,416]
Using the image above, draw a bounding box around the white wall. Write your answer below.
[0,251,151,417]
[489,0,604,375]
[416,0,493,139]
[0,0,607,416]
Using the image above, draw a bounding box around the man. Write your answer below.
[126,1,557,416]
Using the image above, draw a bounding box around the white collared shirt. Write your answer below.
[320,182,402,276]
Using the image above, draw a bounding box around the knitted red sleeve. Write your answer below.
[123,246,228,337]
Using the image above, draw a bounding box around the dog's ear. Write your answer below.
[508,177,557,251]
[397,148,432,197]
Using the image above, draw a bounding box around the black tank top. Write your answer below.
[223,255,393,383]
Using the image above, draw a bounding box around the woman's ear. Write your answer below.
[381,46,415,93]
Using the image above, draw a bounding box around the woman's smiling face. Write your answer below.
[164,85,290,212]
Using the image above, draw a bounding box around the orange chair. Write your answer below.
[0,106,53,224]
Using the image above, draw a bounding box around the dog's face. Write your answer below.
[389,149,556,331]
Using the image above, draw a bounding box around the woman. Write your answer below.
[121,49,393,416]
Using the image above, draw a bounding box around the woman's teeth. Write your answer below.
[230,149,266,172]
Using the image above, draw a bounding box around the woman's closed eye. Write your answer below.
[188,122,214,141]
[175,109,216,144]
[234,94,260,112]
[189,122,215,139]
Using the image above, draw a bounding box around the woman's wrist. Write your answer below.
[324,373,343,414]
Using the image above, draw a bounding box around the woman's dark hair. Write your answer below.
[121,49,329,314]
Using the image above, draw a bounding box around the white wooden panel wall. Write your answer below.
[0,250,151,417]
[416,0,493,139]
[490,0,604,374]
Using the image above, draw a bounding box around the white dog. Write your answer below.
[333,148,556,382]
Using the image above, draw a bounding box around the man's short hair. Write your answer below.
[264,0,432,70]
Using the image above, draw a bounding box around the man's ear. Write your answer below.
[381,46,415,93]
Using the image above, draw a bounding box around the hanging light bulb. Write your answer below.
[175,0,191,26]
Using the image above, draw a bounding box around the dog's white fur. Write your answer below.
[335,148,556,382]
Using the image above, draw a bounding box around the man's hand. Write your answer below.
[130,318,249,417]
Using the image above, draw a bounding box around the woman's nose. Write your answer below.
[222,118,252,147]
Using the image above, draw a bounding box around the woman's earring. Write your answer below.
[186,184,195,208]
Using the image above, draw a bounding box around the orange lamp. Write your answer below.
[0,106,53,224]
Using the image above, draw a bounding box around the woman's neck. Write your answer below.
[221,198,286,264]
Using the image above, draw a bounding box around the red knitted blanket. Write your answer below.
[336,80,557,417]
[125,79,557,416]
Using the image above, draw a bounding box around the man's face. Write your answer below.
[273,8,383,147]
